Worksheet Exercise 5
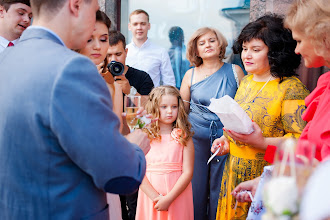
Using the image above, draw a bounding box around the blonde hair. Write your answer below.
[144,86,193,146]
[285,0,330,61]
[186,27,228,67]
[129,9,149,22]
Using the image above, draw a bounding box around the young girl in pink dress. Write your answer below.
[136,85,194,220]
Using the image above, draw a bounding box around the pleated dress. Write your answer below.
[136,129,194,220]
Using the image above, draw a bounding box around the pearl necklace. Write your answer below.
[243,75,273,104]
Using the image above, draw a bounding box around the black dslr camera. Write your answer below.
[107,61,124,76]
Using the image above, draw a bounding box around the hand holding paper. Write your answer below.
[208,95,254,134]
[207,95,267,150]
[225,122,267,150]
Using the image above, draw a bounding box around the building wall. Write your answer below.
[99,0,119,30]
[250,0,293,20]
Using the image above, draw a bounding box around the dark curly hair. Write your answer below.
[233,14,301,82]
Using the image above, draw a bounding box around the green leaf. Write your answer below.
[137,118,145,129]
[282,210,293,216]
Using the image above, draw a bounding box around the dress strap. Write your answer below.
[232,64,240,88]
[190,68,195,85]
[212,63,227,98]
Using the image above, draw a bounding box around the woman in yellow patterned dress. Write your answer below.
[211,14,310,220]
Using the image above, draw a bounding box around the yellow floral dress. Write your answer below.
[216,74,309,220]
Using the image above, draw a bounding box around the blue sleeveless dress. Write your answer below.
[189,63,239,220]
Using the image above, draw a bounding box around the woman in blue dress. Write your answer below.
[180,27,244,220]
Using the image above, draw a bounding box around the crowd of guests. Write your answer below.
[0,0,329,220]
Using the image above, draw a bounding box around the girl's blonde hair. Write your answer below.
[144,86,193,146]
[285,0,330,62]
[186,27,228,67]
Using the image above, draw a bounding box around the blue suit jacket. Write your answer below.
[0,27,146,220]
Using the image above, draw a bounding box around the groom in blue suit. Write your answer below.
[0,0,150,219]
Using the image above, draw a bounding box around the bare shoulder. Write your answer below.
[181,68,194,87]
[186,137,194,149]
[183,68,194,79]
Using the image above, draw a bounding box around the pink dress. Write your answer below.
[136,129,194,220]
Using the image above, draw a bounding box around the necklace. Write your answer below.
[243,75,273,104]
[199,63,224,80]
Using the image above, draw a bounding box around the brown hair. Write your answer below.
[129,9,149,22]
[285,0,330,62]
[96,10,111,30]
[0,0,30,10]
[95,10,111,74]
[75,10,111,69]
[144,86,193,146]
[186,27,227,67]
[109,30,126,48]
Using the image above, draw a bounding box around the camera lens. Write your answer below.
[107,61,124,76]
[113,66,121,73]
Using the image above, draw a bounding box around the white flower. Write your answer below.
[264,176,298,216]
[136,116,151,128]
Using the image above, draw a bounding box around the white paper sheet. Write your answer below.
[208,95,254,134]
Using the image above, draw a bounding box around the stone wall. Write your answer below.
[250,0,293,21]
[98,0,118,30]
[98,0,105,11]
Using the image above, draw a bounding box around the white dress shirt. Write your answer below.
[126,39,175,87]
[0,36,19,53]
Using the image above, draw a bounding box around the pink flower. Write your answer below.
[171,128,185,143]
